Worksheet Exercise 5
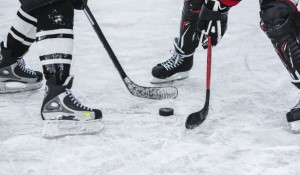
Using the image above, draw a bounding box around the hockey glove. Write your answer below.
[72,0,88,10]
[197,0,230,48]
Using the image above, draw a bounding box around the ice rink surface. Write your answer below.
[1,0,300,175]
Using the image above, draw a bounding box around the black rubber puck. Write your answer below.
[159,108,174,116]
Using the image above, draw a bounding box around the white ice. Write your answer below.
[1,0,300,175]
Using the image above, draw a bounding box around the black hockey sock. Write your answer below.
[260,0,300,80]
[5,7,37,59]
[177,0,204,55]
[34,0,74,85]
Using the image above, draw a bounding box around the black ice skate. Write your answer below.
[151,39,194,84]
[287,100,300,133]
[0,42,43,93]
[41,75,103,137]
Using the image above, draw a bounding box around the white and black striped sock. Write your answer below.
[36,29,73,66]
[33,0,74,84]
[6,8,37,57]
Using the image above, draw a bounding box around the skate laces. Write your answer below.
[161,40,194,71]
[17,59,36,75]
[66,89,92,111]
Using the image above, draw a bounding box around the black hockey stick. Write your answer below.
[185,36,212,129]
[83,5,178,100]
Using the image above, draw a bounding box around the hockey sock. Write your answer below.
[260,0,300,80]
[34,0,74,85]
[177,0,204,55]
[5,7,37,59]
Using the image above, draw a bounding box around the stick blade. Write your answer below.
[123,77,178,100]
[185,107,209,129]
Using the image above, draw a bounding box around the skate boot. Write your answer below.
[287,100,300,133]
[41,75,103,137]
[151,39,194,84]
[0,42,43,93]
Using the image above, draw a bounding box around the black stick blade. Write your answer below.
[123,77,178,100]
[185,105,209,129]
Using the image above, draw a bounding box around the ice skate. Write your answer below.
[0,42,43,93]
[151,39,194,84]
[41,75,103,137]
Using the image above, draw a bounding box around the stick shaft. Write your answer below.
[83,5,127,79]
[204,36,212,108]
[206,36,212,90]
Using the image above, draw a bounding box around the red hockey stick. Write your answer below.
[185,36,212,129]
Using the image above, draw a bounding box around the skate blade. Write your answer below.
[0,81,43,94]
[289,120,300,134]
[151,71,189,84]
[42,119,104,138]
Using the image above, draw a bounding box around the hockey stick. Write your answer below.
[185,36,212,129]
[83,5,178,100]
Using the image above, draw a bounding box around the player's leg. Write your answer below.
[16,0,102,136]
[32,0,102,122]
[0,7,43,93]
[260,0,300,132]
[151,0,204,84]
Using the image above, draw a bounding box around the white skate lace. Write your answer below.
[17,59,36,75]
[161,40,194,71]
[66,89,91,111]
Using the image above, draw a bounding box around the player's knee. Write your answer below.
[184,0,203,10]
[260,2,290,30]
[35,0,74,30]
[259,0,300,40]
[182,0,203,20]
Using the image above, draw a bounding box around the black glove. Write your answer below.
[72,0,88,10]
[197,0,230,48]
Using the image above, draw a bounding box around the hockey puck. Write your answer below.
[159,108,174,116]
